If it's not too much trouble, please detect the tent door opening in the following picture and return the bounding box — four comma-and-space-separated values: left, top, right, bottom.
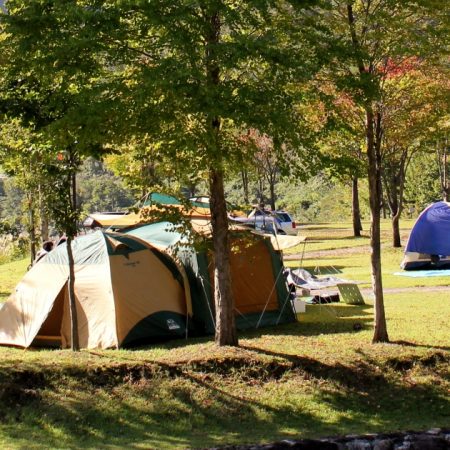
32, 283, 67, 347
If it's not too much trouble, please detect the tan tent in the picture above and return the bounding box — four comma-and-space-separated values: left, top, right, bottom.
0, 231, 192, 349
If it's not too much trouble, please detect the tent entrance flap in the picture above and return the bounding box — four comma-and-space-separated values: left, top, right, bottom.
32, 282, 66, 347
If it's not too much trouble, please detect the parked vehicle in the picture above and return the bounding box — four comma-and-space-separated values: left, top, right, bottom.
247, 208, 297, 235
188, 197, 299, 235
272, 211, 298, 235
229, 207, 298, 235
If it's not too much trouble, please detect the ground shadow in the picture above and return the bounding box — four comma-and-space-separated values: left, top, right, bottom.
391, 339, 450, 352
235, 308, 373, 340
1, 346, 448, 449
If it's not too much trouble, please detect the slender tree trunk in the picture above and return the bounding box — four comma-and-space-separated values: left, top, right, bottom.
383, 150, 408, 248
39, 186, 49, 242
188, 183, 196, 198
71, 171, 77, 218
443, 145, 448, 201
241, 169, 249, 205
28, 194, 36, 264
367, 109, 389, 343
390, 175, 402, 248
269, 179, 276, 211
206, 8, 238, 347
352, 176, 362, 237
382, 201, 387, 219
40, 216, 49, 242
68, 164, 80, 350
66, 236, 79, 351
258, 175, 264, 205
436, 140, 450, 201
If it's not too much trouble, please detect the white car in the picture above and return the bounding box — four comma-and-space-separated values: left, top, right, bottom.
230, 208, 298, 235
272, 211, 298, 235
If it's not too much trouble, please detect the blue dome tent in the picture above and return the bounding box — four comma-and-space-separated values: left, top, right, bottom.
401, 201, 450, 270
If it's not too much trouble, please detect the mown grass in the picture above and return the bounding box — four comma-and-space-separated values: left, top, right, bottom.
0, 220, 449, 449
0, 257, 29, 302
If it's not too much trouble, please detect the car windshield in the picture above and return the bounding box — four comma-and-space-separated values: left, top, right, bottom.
275, 213, 291, 222
250, 209, 271, 217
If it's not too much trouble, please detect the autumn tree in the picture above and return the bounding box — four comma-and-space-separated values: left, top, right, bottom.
318, 90, 366, 237
325, 0, 448, 342
381, 62, 449, 247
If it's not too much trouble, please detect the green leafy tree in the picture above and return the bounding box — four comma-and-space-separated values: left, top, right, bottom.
1, 4, 112, 351
404, 150, 441, 209
77, 158, 134, 214
0, 120, 44, 262
2, 0, 330, 346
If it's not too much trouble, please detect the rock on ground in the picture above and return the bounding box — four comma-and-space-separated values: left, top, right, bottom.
202, 429, 450, 450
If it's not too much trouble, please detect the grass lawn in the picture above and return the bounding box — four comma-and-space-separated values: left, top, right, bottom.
0, 257, 29, 302
0, 220, 449, 449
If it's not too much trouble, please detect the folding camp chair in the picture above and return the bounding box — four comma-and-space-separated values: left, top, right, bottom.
336, 283, 365, 305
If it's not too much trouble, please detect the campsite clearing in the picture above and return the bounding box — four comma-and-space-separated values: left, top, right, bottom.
0, 219, 449, 449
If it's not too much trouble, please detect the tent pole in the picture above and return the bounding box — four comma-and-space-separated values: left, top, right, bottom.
200, 276, 216, 329
299, 239, 307, 268
275, 290, 293, 325
255, 267, 284, 329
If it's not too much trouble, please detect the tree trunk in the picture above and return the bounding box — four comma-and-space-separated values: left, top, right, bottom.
206, 8, 238, 347
382, 150, 408, 249
258, 175, 264, 205
366, 109, 389, 343
269, 179, 276, 211
392, 214, 401, 248
352, 176, 362, 237
27, 194, 36, 264
66, 236, 79, 351
443, 144, 449, 201
187, 183, 196, 198
390, 175, 401, 248
347, 2, 388, 343
209, 168, 238, 346
436, 140, 450, 201
67, 165, 80, 350
38, 184, 49, 242
40, 216, 49, 242
241, 169, 249, 205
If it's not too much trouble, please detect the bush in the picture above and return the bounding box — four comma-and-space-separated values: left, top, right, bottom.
0, 221, 28, 264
